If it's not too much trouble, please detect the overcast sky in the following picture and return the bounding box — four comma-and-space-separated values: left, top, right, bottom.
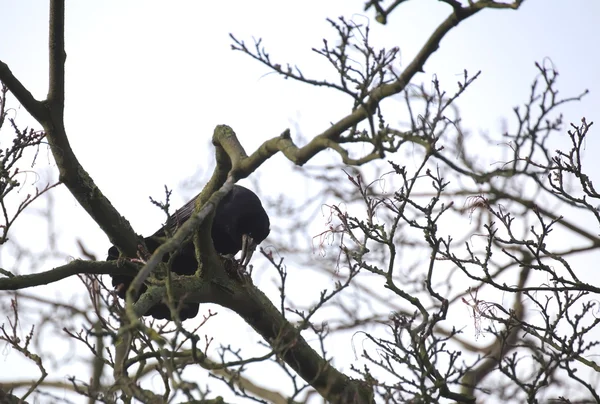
1, 1, 598, 237
1, 1, 598, 402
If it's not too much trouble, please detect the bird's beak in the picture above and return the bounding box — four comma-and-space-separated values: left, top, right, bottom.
240, 234, 257, 267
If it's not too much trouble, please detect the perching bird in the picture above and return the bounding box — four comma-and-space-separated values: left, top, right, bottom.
107, 185, 270, 321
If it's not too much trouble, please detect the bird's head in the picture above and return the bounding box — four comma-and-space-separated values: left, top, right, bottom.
237, 209, 270, 266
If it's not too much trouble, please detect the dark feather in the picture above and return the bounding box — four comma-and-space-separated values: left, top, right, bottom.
107, 185, 270, 320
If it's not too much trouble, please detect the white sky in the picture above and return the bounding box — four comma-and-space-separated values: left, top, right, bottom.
0, 1, 599, 402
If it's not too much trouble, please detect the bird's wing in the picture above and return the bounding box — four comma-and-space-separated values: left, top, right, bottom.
154, 192, 200, 237
156, 186, 242, 236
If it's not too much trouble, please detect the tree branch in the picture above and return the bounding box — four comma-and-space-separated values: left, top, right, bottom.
210, 278, 374, 404
0, 62, 47, 120
42, 2, 139, 255
209, 125, 374, 402
0, 260, 138, 290
229, 1, 523, 172
0, 1, 140, 257
128, 178, 235, 298
48, 0, 65, 108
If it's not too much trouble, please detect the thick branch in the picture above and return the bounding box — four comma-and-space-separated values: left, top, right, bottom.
43, 2, 139, 255
48, 0, 65, 108
211, 280, 374, 404
0, 62, 47, 120
0, 260, 138, 290
0, 3, 139, 256
209, 125, 372, 402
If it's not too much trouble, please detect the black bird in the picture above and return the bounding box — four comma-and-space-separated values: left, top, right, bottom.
107, 185, 270, 321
